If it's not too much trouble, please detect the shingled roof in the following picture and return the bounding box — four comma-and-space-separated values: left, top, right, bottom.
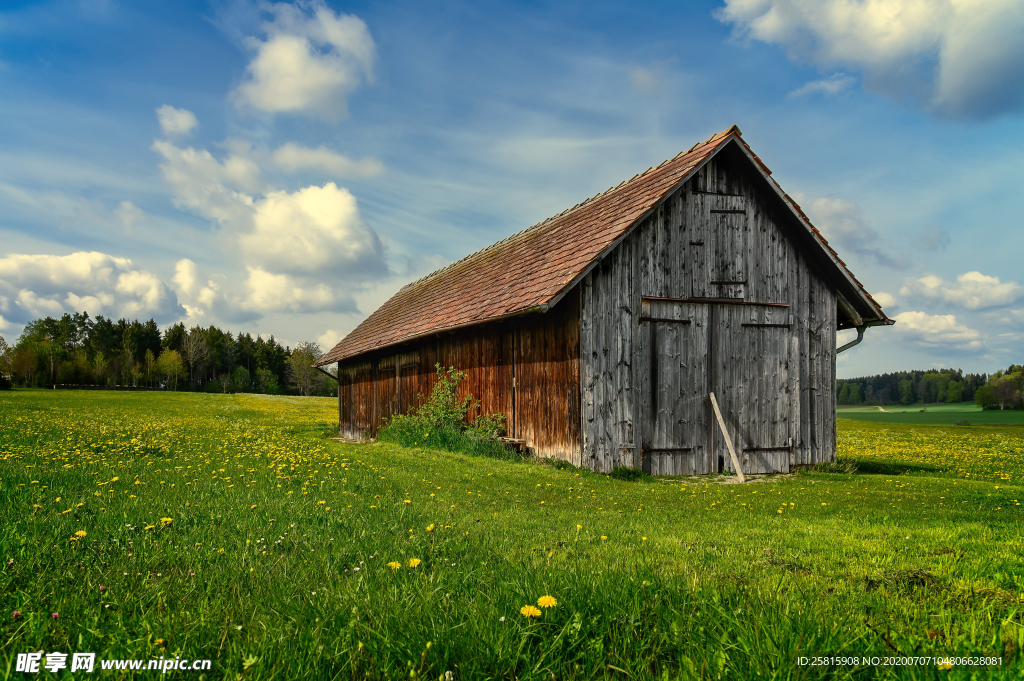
317, 126, 888, 366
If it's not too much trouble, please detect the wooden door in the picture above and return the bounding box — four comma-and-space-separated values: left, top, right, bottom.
710, 304, 792, 474
640, 299, 713, 475
690, 194, 747, 299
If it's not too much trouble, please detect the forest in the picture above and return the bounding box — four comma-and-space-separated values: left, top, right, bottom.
0, 312, 337, 397
836, 366, 1024, 410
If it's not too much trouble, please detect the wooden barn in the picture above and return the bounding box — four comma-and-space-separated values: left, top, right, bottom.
315, 126, 891, 475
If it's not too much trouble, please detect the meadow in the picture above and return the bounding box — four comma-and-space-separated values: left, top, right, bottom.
1, 390, 1022, 680
837, 404, 1024, 426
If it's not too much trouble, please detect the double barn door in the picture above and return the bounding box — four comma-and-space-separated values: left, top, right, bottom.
641, 298, 792, 476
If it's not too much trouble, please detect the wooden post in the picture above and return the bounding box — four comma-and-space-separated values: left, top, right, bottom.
709, 392, 745, 483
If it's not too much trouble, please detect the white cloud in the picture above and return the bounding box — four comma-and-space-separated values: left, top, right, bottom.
798, 195, 904, 268
272, 143, 384, 178
316, 328, 343, 351
892, 310, 982, 350
170, 258, 220, 320
0, 251, 182, 324
245, 182, 386, 278
152, 139, 262, 225
788, 73, 854, 98
234, 1, 375, 118
155, 105, 199, 137
242, 267, 347, 314
900, 271, 1024, 310
154, 133, 389, 318
872, 291, 897, 310
716, 0, 1024, 119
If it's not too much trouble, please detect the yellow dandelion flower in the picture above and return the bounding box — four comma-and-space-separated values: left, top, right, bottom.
426, 524, 435, 532
576, 524, 582, 531
403, 500, 411, 504
75, 530, 87, 537
537, 595, 557, 608
144, 525, 155, 531
387, 561, 401, 570
408, 558, 422, 568
250, 504, 257, 509
160, 517, 173, 525
520, 605, 541, 618
601, 536, 607, 541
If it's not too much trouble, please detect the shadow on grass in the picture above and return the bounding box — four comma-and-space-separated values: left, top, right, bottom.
849, 459, 944, 476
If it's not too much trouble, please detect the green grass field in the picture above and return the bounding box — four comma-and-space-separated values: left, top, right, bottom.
837, 403, 1024, 426
2, 390, 1023, 680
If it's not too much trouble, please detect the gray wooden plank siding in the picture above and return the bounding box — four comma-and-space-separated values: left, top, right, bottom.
580, 154, 837, 473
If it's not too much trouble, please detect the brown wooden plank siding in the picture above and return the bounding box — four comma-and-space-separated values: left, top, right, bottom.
336, 289, 580, 460
580, 144, 837, 473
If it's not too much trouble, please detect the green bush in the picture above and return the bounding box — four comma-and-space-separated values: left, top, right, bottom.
378, 364, 514, 460
608, 466, 654, 482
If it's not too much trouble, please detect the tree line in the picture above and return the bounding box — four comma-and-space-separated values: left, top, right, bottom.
837, 366, 1024, 410
0, 312, 337, 397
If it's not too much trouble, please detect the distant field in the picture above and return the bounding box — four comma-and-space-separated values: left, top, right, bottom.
837, 402, 1024, 425
1, 390, 1021, 678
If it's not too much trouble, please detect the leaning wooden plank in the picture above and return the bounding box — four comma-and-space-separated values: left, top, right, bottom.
709, 392, 745, 483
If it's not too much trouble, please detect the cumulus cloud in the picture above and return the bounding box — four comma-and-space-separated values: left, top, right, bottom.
872, 291, 897, 310
316, 328, 343, 351
242, 267, 352, 314
272, 143, 384, 178
153, 124, 389, 317
152, 139, 263, 224
800, 195, 905, 268
0, 252, 182, 324
156, 105, 199, 137
891, 310, 982, 350
716, 0, 1024, 119
788, 73, 855, 98
900, 271, 1024, 310
233, 1, 375, 118
170, 258, 221, 320
244, 182, 386, 279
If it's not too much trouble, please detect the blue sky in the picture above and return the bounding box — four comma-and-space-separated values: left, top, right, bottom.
1, 0, 1022, 378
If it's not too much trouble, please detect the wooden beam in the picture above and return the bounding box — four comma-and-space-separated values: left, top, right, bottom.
709, 392, 745, 483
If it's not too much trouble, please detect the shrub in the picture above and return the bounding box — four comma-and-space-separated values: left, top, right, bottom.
609, 466, 654, 482
378, 364, 514, 460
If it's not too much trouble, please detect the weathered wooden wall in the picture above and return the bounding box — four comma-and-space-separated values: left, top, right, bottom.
580, 144, 837, 473
336, 288, 580, 459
